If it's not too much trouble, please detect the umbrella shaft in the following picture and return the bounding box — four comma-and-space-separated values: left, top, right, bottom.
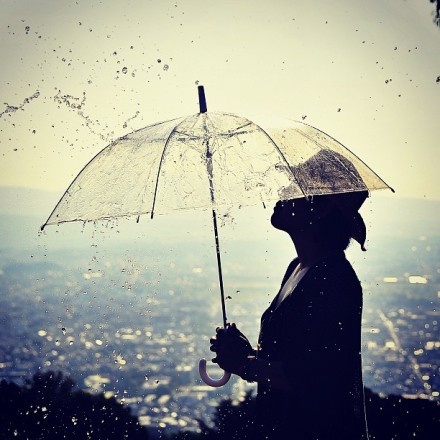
212, 209, 228, 328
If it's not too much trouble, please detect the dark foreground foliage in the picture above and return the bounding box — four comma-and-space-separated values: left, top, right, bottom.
169, 388, 439, 440
364, 388, 439, 440
169, 391, 256, 440
431, 0, 440, 26
0, 371, 148, 439
1, 371, 438, 439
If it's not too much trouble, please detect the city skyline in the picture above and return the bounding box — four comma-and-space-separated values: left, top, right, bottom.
1, 232, 438, 435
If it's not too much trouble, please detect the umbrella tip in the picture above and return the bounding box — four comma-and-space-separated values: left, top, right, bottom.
198, 85, 207, 113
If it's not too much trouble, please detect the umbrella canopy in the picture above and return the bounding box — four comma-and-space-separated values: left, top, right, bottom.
41, 98, 392, 229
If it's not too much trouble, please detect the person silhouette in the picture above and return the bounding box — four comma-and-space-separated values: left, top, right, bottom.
210, 191, 370, 439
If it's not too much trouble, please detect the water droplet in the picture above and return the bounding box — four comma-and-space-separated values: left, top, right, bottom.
122, 67, 128, 74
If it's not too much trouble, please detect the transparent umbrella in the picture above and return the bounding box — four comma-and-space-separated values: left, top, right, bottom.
41, 86, 393, 386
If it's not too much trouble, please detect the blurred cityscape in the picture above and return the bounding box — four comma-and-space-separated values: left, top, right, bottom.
0, 197, 439, 437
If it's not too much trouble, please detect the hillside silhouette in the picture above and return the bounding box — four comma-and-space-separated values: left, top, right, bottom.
0, 371, 148, 439
167, 389, 438, 440
1, 371, 438, 439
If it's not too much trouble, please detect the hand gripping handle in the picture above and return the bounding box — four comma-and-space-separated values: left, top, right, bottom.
198, 358, 231, 387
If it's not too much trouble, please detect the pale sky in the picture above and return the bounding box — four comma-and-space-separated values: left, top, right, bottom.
1, 0, 439, 200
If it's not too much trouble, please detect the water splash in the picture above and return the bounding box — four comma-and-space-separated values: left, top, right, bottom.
0, 91, 40, 119
53, 90, 109, 142
122, 111, 140, 129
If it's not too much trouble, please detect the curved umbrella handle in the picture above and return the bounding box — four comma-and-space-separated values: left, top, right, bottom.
198, 358, 231, 387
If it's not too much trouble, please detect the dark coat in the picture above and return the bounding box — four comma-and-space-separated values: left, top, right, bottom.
255, 253, 369, 439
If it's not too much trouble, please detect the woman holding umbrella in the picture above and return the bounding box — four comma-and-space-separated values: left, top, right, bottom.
210, 190, 370, 439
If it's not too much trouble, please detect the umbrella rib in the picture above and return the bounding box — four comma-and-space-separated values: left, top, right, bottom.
206, 113, 254, 137
150, 117, 191, 219
150, 131, 176, 219
250, 121, 307, 198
